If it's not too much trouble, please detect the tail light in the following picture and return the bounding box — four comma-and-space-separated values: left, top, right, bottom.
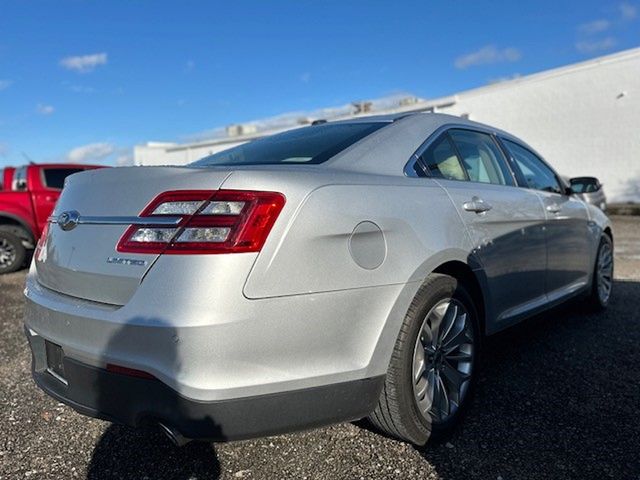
35, 222, 50, 262
117, 190, 285, 254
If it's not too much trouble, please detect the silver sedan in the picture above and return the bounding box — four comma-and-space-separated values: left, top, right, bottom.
24, 113, 613, 446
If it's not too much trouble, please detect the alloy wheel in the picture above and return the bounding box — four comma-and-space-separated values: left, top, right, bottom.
0, 237, 17, 269
597, 241, 613, 304
412, 298, 474, 424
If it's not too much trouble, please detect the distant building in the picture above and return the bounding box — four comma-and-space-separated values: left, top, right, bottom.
135, 47, 640, 201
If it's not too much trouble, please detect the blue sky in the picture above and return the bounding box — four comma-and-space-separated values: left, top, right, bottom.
0, 0, 638, 167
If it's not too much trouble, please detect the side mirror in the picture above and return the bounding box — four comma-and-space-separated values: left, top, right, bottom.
569, 176, 601, 195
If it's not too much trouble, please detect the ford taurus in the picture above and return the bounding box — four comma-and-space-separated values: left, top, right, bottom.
24, 113, 613, 446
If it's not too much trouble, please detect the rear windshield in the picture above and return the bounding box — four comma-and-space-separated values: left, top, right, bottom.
191, 122, 387, 167
43, 168, 85, 190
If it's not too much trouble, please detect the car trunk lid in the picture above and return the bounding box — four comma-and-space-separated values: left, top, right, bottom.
35, 166, 232, 305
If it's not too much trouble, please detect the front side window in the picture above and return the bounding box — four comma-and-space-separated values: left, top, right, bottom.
191, 122, 387, 167
43, 168, 84, 190
418, 135, 466, 181
502, 140, 561, 194
449, 130, 513, 186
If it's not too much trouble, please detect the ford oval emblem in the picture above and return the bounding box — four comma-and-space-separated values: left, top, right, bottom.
57, 210, 80, 231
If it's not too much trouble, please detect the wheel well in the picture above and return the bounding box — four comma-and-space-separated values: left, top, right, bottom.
0, 215, 34, 244
433, 260, 486, 334
604, 227, 613, 245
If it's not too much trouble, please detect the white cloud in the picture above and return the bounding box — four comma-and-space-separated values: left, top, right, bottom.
578, 19, 611, 34
620, 2, 638, 20
576, 37, 617, 54
66, 142, 115, 163
0, 79, 12, 91
36, 104, 55, 115
115, 153, 134, 166
454, 45, 522, 69
60, 53, 108, 73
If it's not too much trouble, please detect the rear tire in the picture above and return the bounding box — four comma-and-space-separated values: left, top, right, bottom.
587, 234, 614, 311
368, 273, 480, 445
0, 229, 26, 274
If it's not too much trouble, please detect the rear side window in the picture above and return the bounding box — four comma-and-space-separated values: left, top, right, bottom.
417, 135, 466, 181
449, 130, 513, 186
191, 122, 387, 167
43, 168, 84, 190
502, 140, 561, 194
12, 166, 27, 191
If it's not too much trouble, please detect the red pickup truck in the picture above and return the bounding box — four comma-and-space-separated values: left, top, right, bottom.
0, 164, 103, 274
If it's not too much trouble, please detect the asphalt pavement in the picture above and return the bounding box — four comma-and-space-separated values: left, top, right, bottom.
1, 216, 639, 479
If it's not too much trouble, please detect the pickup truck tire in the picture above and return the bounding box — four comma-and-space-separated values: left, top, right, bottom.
0, 228, 26, 274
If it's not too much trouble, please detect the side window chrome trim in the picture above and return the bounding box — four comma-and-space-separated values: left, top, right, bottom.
404, 123, 520, 188
404, 124, 457, 178
498, 137, 565, 194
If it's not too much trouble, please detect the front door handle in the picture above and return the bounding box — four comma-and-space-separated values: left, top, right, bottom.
463, 197, 493, 214
546, 203, 561, 214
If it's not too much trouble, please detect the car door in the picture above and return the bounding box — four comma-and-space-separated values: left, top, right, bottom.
413, 128, 548, 328
501, 139, 592, 300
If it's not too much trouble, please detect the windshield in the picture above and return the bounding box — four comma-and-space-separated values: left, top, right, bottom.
191, 122, 387, 167
571, 178, 600, 193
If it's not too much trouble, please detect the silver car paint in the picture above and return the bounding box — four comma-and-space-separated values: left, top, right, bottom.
24, 113, 612, 404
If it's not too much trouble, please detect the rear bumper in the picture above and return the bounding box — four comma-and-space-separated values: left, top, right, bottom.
27, 327, 384, 441
24, 267, 414, 401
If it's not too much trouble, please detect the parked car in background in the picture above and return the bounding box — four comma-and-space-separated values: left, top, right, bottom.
24, 113, 613, 447
0, 163, 103, 273
569, 176, 607, 211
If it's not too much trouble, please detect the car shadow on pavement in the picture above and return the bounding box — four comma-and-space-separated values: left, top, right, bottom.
418, 279, 640, 479
87, 424, 221, 480
85, 316, 222, 479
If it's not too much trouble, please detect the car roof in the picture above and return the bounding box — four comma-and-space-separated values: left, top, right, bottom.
325, 112, 531, 176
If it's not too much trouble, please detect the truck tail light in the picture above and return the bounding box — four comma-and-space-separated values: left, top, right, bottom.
117, 190, 285, 254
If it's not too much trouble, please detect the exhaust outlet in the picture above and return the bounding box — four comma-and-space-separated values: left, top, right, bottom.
158, 422, 191, 447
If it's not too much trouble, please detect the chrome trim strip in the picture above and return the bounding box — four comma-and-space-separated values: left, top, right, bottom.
48, 215, 182, 226
46, 367, 69, 386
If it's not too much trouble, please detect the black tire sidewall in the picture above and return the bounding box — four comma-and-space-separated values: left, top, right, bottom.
398, 275, 481, 442
0, 230, 26, 274
591, 235, 614, 309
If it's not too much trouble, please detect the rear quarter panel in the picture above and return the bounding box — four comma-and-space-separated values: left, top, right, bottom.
221, 172, 472, 298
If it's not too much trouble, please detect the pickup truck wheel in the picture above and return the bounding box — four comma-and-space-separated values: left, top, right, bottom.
0, 230, 26, 274
368, 273, 480, 445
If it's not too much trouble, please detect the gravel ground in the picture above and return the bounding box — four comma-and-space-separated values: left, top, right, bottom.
1, 216, 639, 480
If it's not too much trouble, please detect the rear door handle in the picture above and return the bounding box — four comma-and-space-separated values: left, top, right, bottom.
463, 197, 492, 214
546, 203, 561, 214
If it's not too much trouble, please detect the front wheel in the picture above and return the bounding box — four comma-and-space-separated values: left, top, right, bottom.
587, 235, 614, 310
368, 273, 480, 445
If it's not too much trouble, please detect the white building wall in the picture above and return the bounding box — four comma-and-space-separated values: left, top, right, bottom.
134, 48, 640, 201
438, 49, 640, 202
135, 140, 248, 166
